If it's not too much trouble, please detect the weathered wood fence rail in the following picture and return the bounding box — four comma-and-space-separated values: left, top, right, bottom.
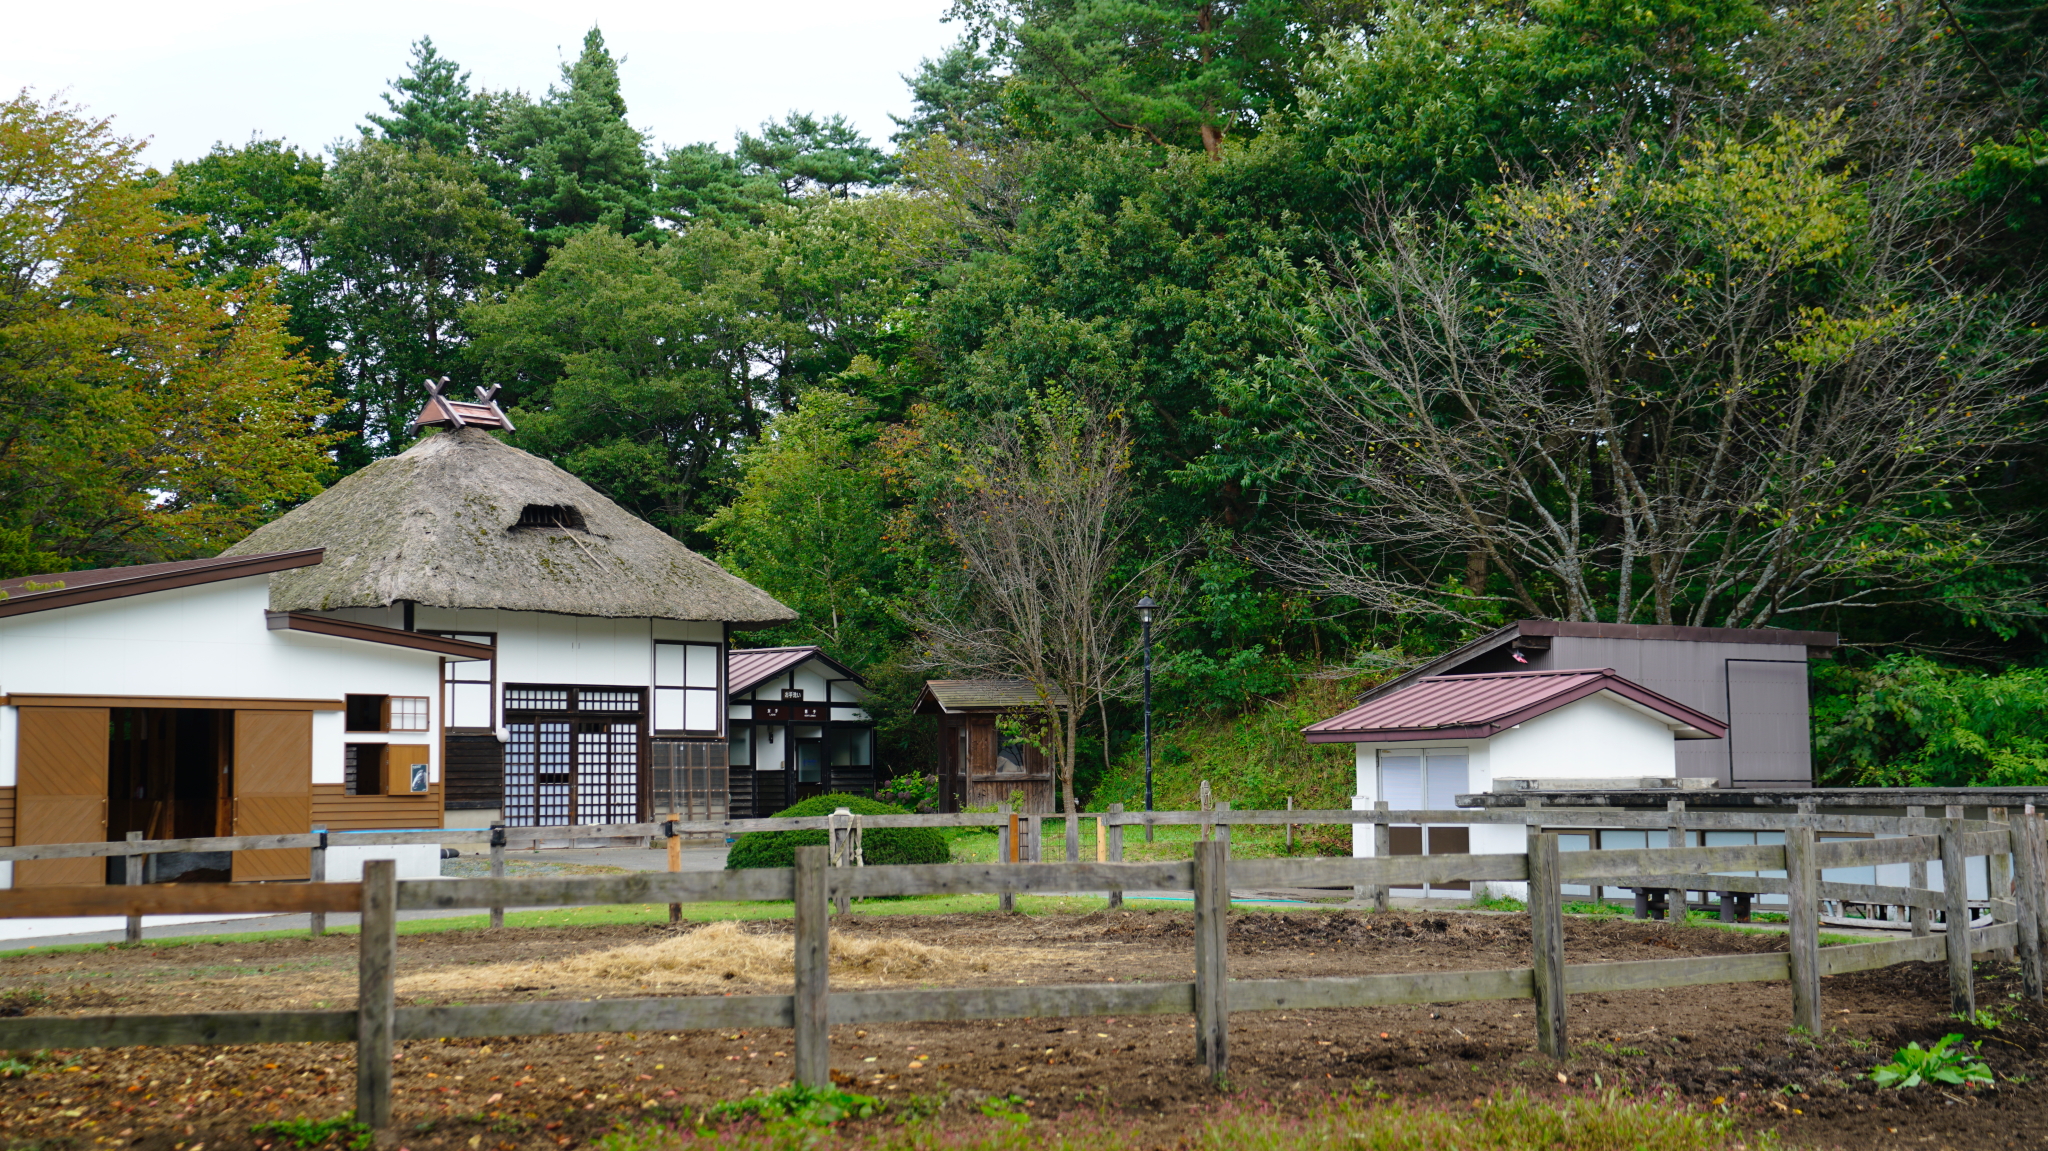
0, 812, 2043, 1126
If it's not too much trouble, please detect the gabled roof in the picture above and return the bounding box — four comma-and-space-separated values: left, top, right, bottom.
728, 646, 865, 694
1356, 619, 1839, 706
221, 428, 795, 625
914, 679, 1071, 715
1305, 667, 1727, 744
0, 550, 324, 620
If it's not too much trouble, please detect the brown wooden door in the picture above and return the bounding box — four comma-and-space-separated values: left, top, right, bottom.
16, 707, 108, 887
232, 711, 311, 881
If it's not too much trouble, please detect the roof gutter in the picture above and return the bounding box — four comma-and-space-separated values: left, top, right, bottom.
267, 612, 495, 659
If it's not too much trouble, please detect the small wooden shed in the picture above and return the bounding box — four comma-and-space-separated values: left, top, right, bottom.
914, 680, 1066, 814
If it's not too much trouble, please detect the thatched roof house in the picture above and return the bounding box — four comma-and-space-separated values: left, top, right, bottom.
223, 427, 793, 625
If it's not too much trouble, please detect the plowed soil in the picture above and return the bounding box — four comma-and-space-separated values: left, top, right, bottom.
0, 908, 2039, 1151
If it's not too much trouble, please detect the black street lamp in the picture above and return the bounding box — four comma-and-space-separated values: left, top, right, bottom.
1137, 595, 1156, 842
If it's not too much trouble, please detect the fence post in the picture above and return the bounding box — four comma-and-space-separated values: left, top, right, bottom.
1066, 811, 1080, 865
793, 845, 830, 1088
998, 804, 1016, 914
1908, 806, 1930, 938
1991, 808, 2017, 962
1199, 780, 1212, 842
1526, 828, 1566, 1058
2007, 814, 2044, 1003
832, 808, 853, 916
1026, 813, 1041, 864
489, 824, 507, 931
1095, 813, 1106, 862
1941, 816, 1977, 1018
356, 859, 397, 1130
1192, 838, 1229, 1086
1371, 801, 1391, 913
123, 831, 144, 944
665, 816, 683, 925
1784, 826, 1822, 1035
309, 830, 328, 938
1666, 800, 1687, 926
1285, 796, 1293, 854
1216, 801, 1231, 856
1106, 803, 1124, 911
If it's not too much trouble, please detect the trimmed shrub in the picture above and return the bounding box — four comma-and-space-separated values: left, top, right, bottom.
725, 793, 949, 870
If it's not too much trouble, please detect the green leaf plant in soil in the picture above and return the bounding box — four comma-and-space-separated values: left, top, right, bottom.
249, 1114, 374, 1151
1869, 1033, 1993, 1089
724, 793, 948, 869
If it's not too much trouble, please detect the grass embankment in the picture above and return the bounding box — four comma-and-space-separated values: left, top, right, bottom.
1085, 676, 1368, 856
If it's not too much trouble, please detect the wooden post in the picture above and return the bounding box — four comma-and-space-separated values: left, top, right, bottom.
123, 831, 144, 945
1066, 812, 1080, 865
1942, 816, 1976, 1018
1215, 801, 1231, 855
1095, 814, 1106, 862
1106, 803, 1124, 911
792, 845, 830, 1088
356, 859, 397, 1129
1199, 780, 1212, 842
1192, 839, 1229, 1086
1991, 808, 2016, 962
1370, 801, 1392, 912
1667, 799, 1687, 926
1285, 796, 1293, 854
2007, 814, 2044, 1003
309, 830, 327, 939
1026, 814, 1042, 863
666, 815, 683, 926
832, 808, 853, 916
1784, 826, 1822, 1035
488, 824, 506, 931
1908, 806, 1930, 938
998, 804, 1016, 914
1526, 828, 1566, 1059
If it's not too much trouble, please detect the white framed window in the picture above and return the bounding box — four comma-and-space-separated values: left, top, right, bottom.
389, 696, 430, 732
1376, 748, 1469, 811
655, 640, 721, 734
428, 632, 495, 729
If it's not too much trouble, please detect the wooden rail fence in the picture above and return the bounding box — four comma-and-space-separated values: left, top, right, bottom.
0, 812, 2040, 1125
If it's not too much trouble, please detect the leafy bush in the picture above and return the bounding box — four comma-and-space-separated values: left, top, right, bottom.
725, 793, 948, 869
707, 1082, 882, 1125
1813, 655, 2048, 787
874, 772, 939, 813
1870, 1034, 1993, 1089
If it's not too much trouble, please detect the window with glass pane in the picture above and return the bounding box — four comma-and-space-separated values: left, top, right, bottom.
655, 640, 721, 733
1377, 753, 1423, 808
389, 696, 430, 732
796, 742, 822, 783
430, 633, 495, 729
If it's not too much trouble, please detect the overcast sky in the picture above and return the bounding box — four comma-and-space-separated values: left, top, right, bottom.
3, 0, 957, 168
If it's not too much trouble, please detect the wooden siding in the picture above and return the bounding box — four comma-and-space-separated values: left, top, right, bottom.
0, 786, 17, 847
232, 711, 312, 880
443, 735, 504, 810
17, 707, 109, 886
312, 784, 445, 831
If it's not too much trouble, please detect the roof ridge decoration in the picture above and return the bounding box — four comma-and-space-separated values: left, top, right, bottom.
219, 428, 795, 625
413, 378, 515, 432
1305, 666, 1727, 745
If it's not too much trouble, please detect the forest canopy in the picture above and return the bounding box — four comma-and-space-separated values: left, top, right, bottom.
10, 0, 2048, 792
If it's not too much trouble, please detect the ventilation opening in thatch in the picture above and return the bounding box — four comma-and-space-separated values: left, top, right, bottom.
513, 504, 587, 532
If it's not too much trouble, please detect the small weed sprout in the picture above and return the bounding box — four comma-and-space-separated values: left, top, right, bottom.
1870, 1034, 1992, 1089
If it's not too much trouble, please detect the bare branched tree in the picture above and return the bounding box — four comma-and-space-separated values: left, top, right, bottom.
1268, 113, 2046, 629
907, 392, 1166, 826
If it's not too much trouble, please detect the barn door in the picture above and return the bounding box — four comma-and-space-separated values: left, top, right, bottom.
16, 707, 108, 887
231, 710, 311, 881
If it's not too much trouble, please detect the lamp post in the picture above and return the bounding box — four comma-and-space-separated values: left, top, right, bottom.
1137, 596, 1156, 843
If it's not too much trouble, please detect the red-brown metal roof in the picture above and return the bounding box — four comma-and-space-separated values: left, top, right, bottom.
728, 646, 865, 695
1303, 667, 1728, 744
0, 550, 324, 619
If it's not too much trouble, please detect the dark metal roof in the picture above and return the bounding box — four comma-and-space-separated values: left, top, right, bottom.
727, 646, 866, 695
0, 550, 325, 619
914, 679, 1072, 715
1304, 667, 1728, 744
1356, 618, 1840, 706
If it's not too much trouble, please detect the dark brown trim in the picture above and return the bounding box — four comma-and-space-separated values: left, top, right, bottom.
0, 550, 325, 619
0, 694, 342, 711
267, 612, 495, 659
1516, 619, 1839, 647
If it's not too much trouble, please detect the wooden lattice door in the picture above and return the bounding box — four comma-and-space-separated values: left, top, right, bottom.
231, 710, 311, 881
16, 707, 108, 887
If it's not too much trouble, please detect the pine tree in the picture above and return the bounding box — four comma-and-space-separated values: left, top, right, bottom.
363, 36, 478, 154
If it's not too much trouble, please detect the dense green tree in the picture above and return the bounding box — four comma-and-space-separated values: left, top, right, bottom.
363, 36, 480, 154
891, 40, 1011, 146
652, 142, 785, 225
736, 112, 896, 197
1815, 656, 2048, 786
487, 27, 654, 273
319, 139, 522, 463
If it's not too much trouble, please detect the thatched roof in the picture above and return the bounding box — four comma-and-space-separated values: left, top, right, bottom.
221, 428, 795, 624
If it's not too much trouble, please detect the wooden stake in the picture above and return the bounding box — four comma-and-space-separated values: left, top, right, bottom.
1908, 806, 1930, 938
124, 832, 143, 945
1095, 815, 1106, 863
666, 815, 682, 926
998, 805, 1015, 914
1784, 826, 1822, 1035
1666, 800, 1687, 926
2007, 814, 2044, 1003
1285, 796, 1293, 854
1942, 816, 1976, 1018
792, 845, 830, 1087
309, 831, 327, 938
1216, 801, 1231, 855
832, 808, 852, 916
1991, 808, 2016, 962
1526, 829, 1566, 1058
489, 825, 506, 931
1106, 803, 1124, 911
1370, 801, 1391, 912
1192, 839, 1229, 1086
356, 859, 397, 1129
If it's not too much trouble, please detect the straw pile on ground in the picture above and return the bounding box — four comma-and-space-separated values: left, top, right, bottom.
399, 921, 993, 995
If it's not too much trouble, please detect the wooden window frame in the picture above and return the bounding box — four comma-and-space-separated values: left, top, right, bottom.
653, 640, 723, 736
426, 631, 497, 732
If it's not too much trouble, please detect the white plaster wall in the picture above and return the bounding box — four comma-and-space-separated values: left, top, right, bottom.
0, 706, 14, 787
791, 666, 830, 702
311, 711, 344, 784
1481, 694, 1682, 786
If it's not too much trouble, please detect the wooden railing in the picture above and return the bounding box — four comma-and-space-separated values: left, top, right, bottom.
0, 814, 2041, 1126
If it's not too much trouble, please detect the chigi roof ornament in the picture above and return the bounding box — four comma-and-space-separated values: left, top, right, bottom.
413, 378, 515, 432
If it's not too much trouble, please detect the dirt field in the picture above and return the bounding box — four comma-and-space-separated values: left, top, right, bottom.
0, 908, 2039, 1151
